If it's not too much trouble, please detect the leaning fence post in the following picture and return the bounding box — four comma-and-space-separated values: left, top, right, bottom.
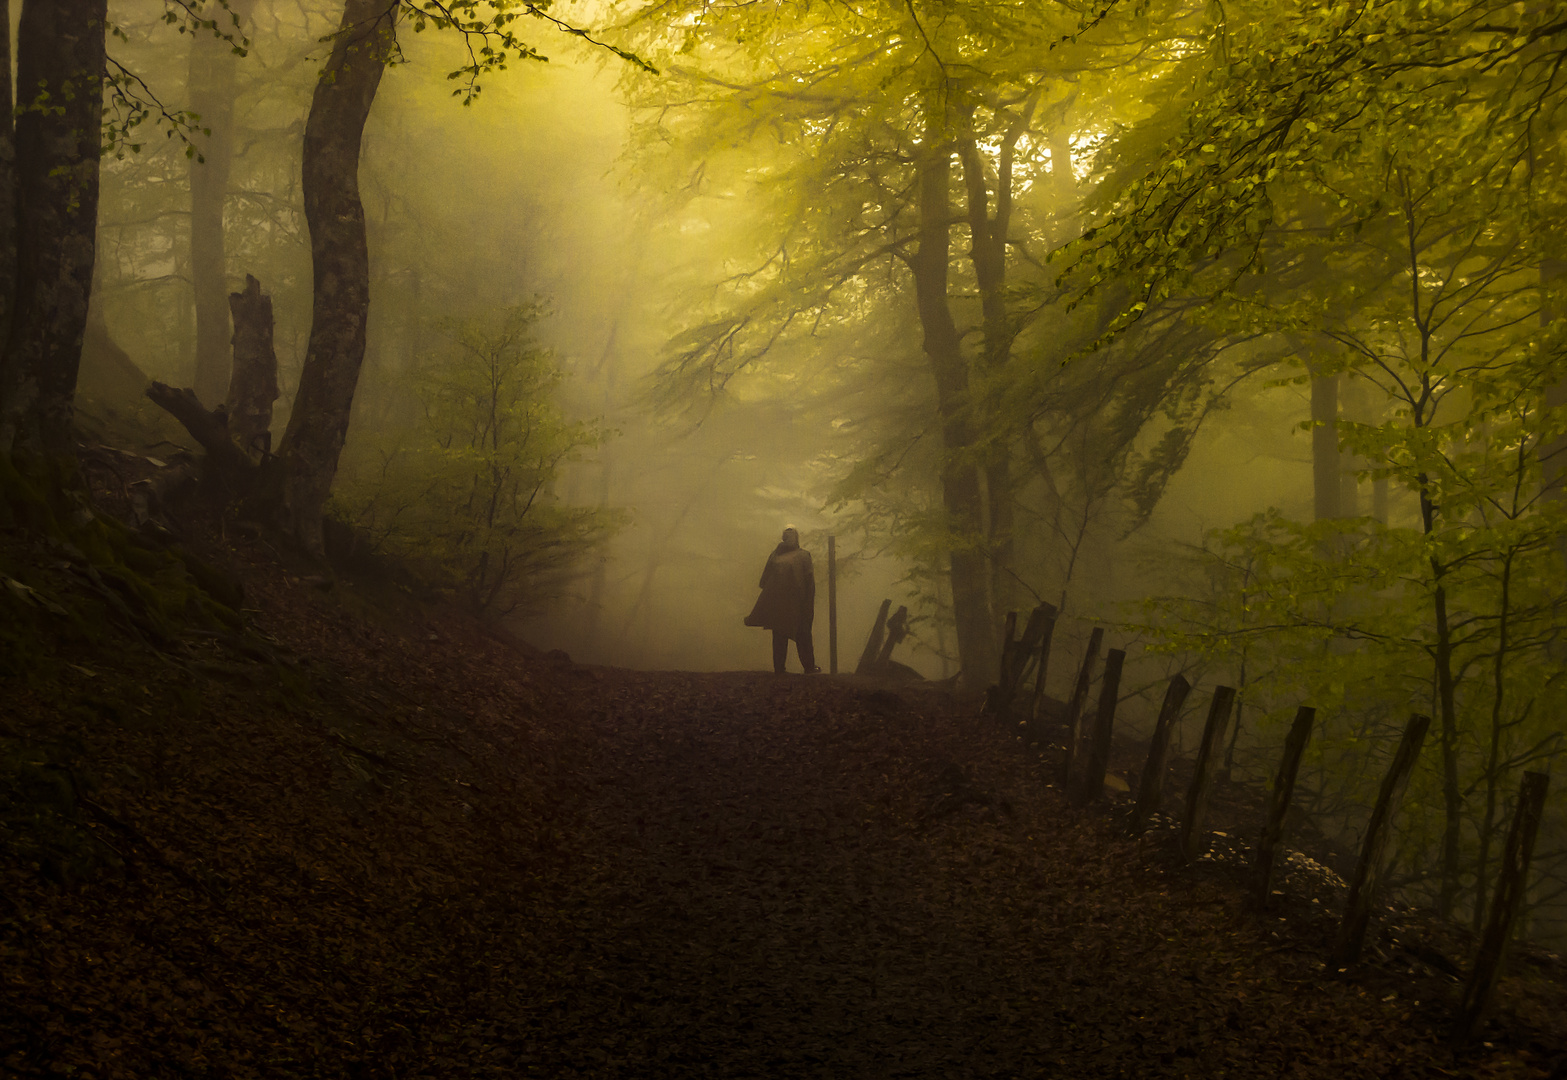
1000, 609, 1019, 674
1026, 603, 1059, 730
1250, 705, 1316, 909
1179, 685, 1237, 862
1335, 713, 1431, 966
1455, 770, 1550, 1044
855, 599, 892, 675
1060, 627, 1104, 786
992, 605, 1055, 719
1075, 648, 1126, 806
1129, 674, 1192, 835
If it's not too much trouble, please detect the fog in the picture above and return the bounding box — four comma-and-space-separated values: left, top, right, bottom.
76, 0, 1566, 941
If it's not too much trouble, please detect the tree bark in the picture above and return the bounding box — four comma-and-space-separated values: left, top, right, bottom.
188, 0, 257, 407
956, 95, 1035, 622
0, 0, 16, 352
912, 102, 997, 692
0, 0, 107, 457
1311, 371, 1341, 521
225, 274, 278, 454
1336, 713, 1431, 965
275, 0, 396, 552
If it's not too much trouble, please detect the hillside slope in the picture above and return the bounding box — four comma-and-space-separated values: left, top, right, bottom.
2, 506, 1564, 1078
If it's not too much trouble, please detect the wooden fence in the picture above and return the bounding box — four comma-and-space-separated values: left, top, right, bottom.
984, 603, 1553, 1045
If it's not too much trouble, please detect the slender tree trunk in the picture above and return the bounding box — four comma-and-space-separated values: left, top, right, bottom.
1529, 0, 1566, 525
188, 0, 257, 407
1472, 547, 1515, 930
1419, 477, 1463, 917
1311, 371, 1341, 521
0, 0, 107, 458
911, 101, 997, 691
275, 0, 396, 552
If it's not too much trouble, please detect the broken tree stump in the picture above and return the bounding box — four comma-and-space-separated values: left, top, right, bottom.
855, 599, 892, 675
1335, 713, 1431, 966
145, 382, 255, 484
1455, 770, 1550, 1044
1060, 626, 1104, 786
1129, 674, 1192, 835
1075, 647, 1125, 806
225, 273, 279, 456
146, 273, 279, 500
1179, 685, 1236, 862
1250, 705, 1316, 909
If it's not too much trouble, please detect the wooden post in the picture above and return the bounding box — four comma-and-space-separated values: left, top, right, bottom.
998, 609, 1019, 688
1179, 685, 1237, 862
1250, 705, 1316, 908
1455, 770, 1550, 1044
1026, 603, 1059, 728
1335, 713, 1431, 966
1075, 647, 1125, 805
875, 605, 909, 664
827, 535, 837, 674
1129, 674, 1192, 835
991, 605, 1054, 718
855, 599, 891, 675
1060, 627, 1104, 785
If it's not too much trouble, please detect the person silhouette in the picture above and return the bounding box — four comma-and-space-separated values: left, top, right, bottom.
744, 526, 820, 674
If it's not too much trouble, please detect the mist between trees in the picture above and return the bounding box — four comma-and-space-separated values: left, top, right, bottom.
4, 0, 1564, 943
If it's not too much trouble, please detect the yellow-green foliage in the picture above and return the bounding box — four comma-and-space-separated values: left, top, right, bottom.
336, 305, 621, 615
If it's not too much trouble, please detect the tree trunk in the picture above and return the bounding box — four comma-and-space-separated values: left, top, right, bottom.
957, 97, 1035, 623
225, 274, 278, 454
912, 102, 997, 692
1431, 569, 1463, 917
275, 0, 396, 552
188, 0, 257, 407
1311, 371, 1341, 521
0, 0, 16, 352
0, 0, 107, 457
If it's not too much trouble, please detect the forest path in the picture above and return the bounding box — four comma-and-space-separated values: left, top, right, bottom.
5, 521, 1558, 1079
515, 668, 1399, 1078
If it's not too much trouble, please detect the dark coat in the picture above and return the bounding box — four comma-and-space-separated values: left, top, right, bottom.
745, 544, 815, 639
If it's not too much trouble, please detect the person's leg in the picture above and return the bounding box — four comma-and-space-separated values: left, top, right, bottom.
796, 625, 818, 673
772, 629, 789, 673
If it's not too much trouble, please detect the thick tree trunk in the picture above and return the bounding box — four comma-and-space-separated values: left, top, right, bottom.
0, 0, 15, 352
956, 98, 1035, 624
275, 0, 396, 552
0, 0, 107, 457
188, 0, 257, 407
957, 134, 1014, 620
912, 109, 998, 692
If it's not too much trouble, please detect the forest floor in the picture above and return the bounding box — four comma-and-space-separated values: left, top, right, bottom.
3, 495, 1567, 1078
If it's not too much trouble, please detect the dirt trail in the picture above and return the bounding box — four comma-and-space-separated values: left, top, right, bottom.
4, 523, 1562, 1079
501, 669, 1554, 1079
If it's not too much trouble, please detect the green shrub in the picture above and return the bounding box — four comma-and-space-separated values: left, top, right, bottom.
336, 304, 620, 615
